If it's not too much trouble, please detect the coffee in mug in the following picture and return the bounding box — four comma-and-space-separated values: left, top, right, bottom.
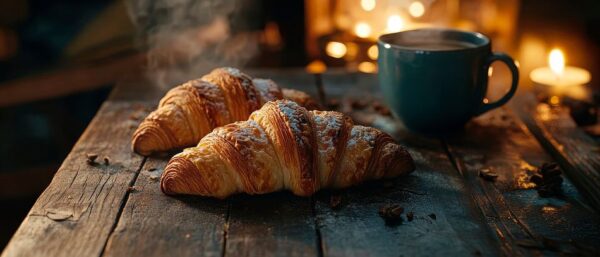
377, 28, 519, 134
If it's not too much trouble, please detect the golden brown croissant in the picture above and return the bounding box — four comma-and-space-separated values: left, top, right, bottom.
132, 67, 317, 156
161, 99, 415, 198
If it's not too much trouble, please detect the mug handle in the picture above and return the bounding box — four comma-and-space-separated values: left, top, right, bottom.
475, 52, 519, 116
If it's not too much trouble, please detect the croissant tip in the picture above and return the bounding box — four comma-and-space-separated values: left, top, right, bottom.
131, 131, 153, 156
131, 118, 175, 156
160, 156, 208, 196
400, 147, 416, 174
380, 142, 416, 178
160, 161, 181, 195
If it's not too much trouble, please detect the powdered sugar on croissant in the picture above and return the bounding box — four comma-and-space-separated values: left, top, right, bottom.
161, 100, 415, 198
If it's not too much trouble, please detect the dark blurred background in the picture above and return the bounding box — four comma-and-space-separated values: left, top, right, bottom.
1, 0, 599, 248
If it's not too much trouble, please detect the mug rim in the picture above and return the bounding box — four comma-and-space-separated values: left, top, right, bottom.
378, 28, 490, 53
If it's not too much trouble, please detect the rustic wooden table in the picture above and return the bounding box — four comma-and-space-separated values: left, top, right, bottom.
2, 69, 600, 257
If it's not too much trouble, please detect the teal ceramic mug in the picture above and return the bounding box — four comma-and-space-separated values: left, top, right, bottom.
378, 28, 519, 133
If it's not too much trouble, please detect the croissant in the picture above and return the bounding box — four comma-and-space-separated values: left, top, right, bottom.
161, 99, 415, 198
132, 67, 318, 156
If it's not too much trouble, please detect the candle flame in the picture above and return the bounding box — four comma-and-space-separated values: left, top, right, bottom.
354, 22, 372, 38
548, 48, 565, 76
361, 0, 376, 11
409, 1, 425, 18
326, 41, 347, 58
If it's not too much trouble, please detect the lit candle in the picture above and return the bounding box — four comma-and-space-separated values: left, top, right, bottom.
529, 48, 591, 101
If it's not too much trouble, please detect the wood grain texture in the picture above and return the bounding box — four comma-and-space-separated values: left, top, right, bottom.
445, 107, 600, 256
512, 93, 600, 211
106, 71, 320, 257
225, 193, 318, 257
101, 76, 229, 256
102, 158, 228, 257
104, 70, 396, 257
315, 73, 499, 257
223, 69, 321, 257
5, 69, 600, 257
1, 100, 151, 257
315, 128, 499, 257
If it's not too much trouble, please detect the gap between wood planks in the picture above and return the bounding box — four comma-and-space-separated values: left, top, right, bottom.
94, 71, 582, 257
306, 72, 498, 256
311, 196, 325, 257
96, 72, 335, 257
220, 200, 231, 257
99, 157, 148, 256
441, 139, 529, 257
98, 71, 485, 257
511, 94, 600, 212
96, 72, 325, 257
438, 106, 546, 257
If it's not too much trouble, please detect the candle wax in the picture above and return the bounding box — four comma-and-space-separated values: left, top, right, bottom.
530, 66, 591, 87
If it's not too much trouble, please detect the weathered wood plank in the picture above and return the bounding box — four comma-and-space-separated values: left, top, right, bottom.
8, 69, 600, 257
314, 128, 500, 257
102, 76, 228, 256
1, 100, 151, 257
314, 73, 500, 257
444, 107, 600, 255
222, 71, 319, 257
102, 158, 227, 257
225, 194, 318, 257
512, 93, 600, 211
104, 71, 320, 257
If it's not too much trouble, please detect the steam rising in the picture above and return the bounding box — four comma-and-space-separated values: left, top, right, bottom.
126, 0, 260, 88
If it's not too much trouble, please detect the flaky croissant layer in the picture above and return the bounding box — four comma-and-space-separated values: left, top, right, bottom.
161, 100, 415, 198
132, 67, 317, 156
